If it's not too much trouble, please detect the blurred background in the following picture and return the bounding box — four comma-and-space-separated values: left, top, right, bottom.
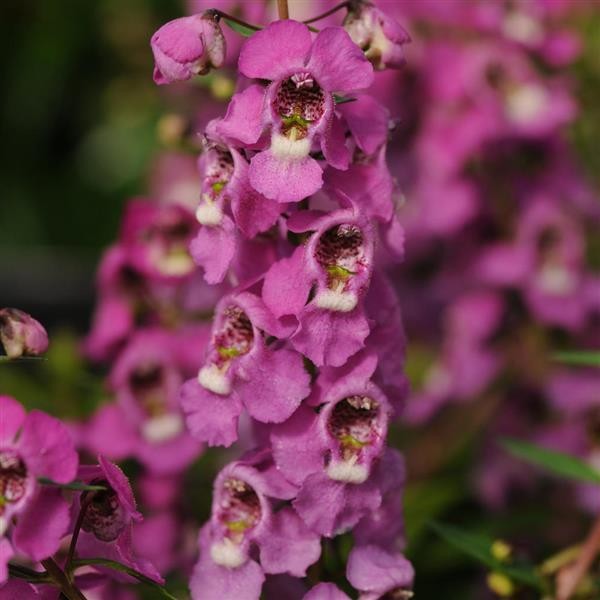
1, 1, 599, 598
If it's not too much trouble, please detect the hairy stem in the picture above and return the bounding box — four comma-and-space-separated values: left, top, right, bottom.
205, 9, 261, 31
65, 494, 93, 573
556, 514, 600, 600
40, 558, 87, 600
277, 0, 289, 20
303, 0, 350, 24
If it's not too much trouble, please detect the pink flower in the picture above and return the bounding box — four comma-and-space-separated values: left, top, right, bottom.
82, 327, 207, 474
343, 1, 411, 70
180, 291, 310, 446
120, 200, 198, 282
303, 582, 350, 599
0, 396, 78, 581
191, 123, 282, 284
189, 451, 320, 600
0, 308, 48, 359
346, 544, 414, 600
151, 11, 226, 85
263, 208, 374, 366
218, 20, 373, 203
270, 363, 396, 536
76, 456, 163, 584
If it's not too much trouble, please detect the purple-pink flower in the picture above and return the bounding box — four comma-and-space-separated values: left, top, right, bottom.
189, 451, 320, 600
0, 308, 48, 359
218, 20, 373, 203
151, 11, 226, 84
180, 291, 310, 446
0, 396, 78, 581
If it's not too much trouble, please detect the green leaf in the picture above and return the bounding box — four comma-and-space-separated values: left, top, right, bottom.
38, 477, 108, 492
222, 18, 258, 37
429, 522, 542, 590
72, 558, 179, 600
501, 438, 600, 485
554, 351, 600, 367
334, 94, 357, 105
0, 355, 46, 364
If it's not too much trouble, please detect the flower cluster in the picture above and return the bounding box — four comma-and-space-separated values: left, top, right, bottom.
0, 393, 163, 596
147, 6, 412, 600
369, 0, 599, 514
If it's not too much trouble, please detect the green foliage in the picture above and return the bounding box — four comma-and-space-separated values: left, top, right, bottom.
554, 351, 600, 367
222, 18, 258, 37
429, 522, 543, 590
501, 438, 600, 485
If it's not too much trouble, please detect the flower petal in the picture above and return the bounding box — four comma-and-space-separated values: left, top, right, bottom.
18, 410, 78, 483
249, 149, 323, 203
257, 507, 321, 577
346, 545, 414, 594
180, 379, 242, 447
303, 583, 350, 600
217, 85, 266, 146
12, 488, 71, 561
0, 395, 25, 445
239, 20, 312, 81
238, 348, 310, 423
262, 246, 311, 319
306, 27, 373, 92
293, 471, 381, 537
190, 216, 237, 284
292, 305, 370, 367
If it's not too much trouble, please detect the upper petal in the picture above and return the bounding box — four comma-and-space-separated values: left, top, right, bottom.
239, 20, 312, 81
18, 410, 78, 483
217, 85, 266, 146
0, 395, 26, 445
306, 27, 374, 93
12, 488, 71, 561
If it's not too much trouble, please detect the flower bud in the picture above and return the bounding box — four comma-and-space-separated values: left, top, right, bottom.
343, 1, 410, 70
0, 308, 48, 359
151, 11, 226, 85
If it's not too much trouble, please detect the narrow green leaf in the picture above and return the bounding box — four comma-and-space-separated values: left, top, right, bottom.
500, 438, 600, 485
334, 94, 357, 105
554, 351, 600, 367
73, 558, 179, 600
8, 563, 52, 583
38, 477, 107, 492
222, 18, 258, 37
0, 355, 47, 364
429, 522, 542, 589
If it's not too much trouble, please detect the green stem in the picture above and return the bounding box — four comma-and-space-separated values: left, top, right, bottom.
71, 558, 179, 600
303, 0, 350, 24
8, 563, 52, 584
40, 558, 87, 600
206, 9, 261, 31
37, 477, 107, 492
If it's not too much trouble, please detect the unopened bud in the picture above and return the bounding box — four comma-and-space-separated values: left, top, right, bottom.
343, 1, 410, 70
487, 572, 515, 597
151, 11, 226, 85
0, 308, 49, 359
491, 540, 513, 563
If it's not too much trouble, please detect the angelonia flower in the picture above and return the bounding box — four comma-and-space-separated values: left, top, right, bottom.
343, 0, 411, 70
147, 4, 413, 598
0, 397, 164, 594
0, 396, 78, 581
151, 11, 226, 84
0, 308, 48, 359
